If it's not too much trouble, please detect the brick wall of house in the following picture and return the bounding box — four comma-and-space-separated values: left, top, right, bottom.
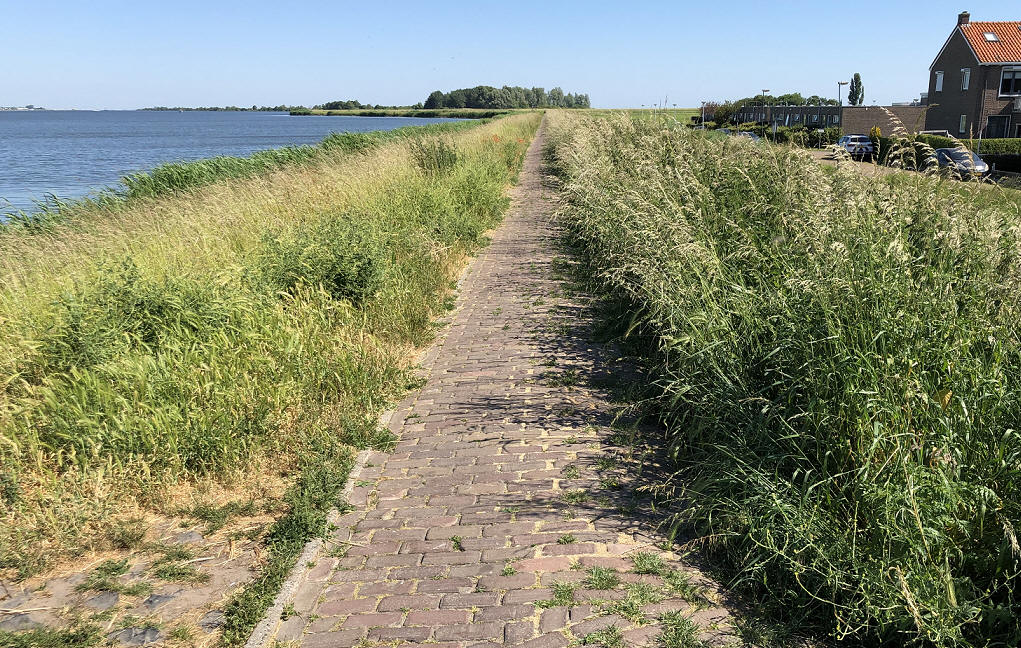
979, 65, 1020, 137
842, 106, 927, 135
925, 29, 985, 135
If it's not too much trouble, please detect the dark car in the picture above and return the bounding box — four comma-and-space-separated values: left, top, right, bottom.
934, 148, 989, 178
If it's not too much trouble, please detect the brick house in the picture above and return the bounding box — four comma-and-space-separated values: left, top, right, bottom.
925, 12, 1021, 138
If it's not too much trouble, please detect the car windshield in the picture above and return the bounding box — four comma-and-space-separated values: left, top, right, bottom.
947, 150, 981, 164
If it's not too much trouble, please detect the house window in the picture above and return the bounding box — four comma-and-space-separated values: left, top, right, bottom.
962, 68, 971, 90
960, 114, 968, 134
833, 114, 840, 124
935, 71, 944, 92
1000, 68, 1021, 96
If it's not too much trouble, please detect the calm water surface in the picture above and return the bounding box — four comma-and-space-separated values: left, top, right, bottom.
0, 111, 461, 214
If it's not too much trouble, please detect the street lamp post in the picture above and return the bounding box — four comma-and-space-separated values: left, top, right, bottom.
761, 89, 770, 125
837, 80, 849, 128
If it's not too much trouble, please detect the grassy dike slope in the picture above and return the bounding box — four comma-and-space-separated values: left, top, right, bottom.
545, 111, 1021, 646
0, 114, 540, 605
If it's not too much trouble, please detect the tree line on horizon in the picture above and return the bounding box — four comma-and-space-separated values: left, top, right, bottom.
424, 86, 590, 110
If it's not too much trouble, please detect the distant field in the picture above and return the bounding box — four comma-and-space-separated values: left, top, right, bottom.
584, 108, 700, 123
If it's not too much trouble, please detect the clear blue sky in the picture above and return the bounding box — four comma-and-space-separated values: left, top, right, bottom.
4, 0, 1018, 109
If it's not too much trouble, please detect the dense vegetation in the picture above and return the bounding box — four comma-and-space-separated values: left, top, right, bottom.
424, 85, 590, 109
546, 111, 1021, 647
0, 114, 540, 588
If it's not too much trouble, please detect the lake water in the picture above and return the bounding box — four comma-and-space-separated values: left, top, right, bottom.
0, 111, 461, 215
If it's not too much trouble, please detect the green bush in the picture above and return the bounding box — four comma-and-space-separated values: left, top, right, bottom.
257, 218, 385, 304
547, 113, 1021, 647
409, 137, 458, 176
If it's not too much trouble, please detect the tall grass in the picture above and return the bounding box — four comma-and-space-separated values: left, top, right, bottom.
545, 111, 1021, 646
0, 113, 540, 580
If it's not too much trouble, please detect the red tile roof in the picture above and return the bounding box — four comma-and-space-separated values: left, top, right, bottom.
960, 21, 1021, 63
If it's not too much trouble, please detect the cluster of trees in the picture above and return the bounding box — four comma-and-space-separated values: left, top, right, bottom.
423, 86, 590, 110
312, 99, 425, 110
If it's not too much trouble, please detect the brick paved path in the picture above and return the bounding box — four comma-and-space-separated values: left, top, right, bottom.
264, 123, 735, 648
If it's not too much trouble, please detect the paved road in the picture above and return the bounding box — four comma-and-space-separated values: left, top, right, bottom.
807, 148, 902, 177
257, 123, 736, 647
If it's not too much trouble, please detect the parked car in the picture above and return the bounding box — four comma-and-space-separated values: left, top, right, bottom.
934, 148, 989, 179
836, 134, 875, 159
737, 131, 761, 142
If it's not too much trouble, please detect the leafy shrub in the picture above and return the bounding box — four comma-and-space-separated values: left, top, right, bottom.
409, 137, 458, 175
43, 258, 238, 370
257, 217, 385, 304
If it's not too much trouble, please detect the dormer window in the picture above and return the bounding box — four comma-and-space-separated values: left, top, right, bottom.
984, 32, 1000, 42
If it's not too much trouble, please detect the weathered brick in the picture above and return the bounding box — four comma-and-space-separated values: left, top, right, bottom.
342, 612, 403, 628
356, 580, 415, 597
367, 627, 431, 642
514, 635, 569, 648
316, 597, 375, 616
376, 594, 441, 612
515, 557, 573, 572
415, 577, 473, 593
421, 551, 481, 565
540, 607, 568, 632
474, 603, 534, 622
438, 592, 501, 609
405, 609, 471, 625
433, 621, 504, 641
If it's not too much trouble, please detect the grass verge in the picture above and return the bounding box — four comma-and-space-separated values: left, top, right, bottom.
0, 109, 540, 623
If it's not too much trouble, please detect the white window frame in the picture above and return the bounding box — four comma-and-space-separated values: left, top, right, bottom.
959, 114, 968, 134
935, 71, 944, 92
961, 68, 971, 91
999, 67, 1021, 97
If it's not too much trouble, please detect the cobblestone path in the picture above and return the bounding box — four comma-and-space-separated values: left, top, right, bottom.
263, 123, 736, 648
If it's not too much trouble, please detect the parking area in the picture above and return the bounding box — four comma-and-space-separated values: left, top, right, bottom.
807, 149, 902, 177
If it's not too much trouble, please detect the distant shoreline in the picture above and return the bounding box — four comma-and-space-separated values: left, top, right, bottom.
291, 108, 513, 119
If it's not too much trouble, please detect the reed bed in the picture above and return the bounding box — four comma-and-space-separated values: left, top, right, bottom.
545, 111, 1021, 647
0, 113, 540, 583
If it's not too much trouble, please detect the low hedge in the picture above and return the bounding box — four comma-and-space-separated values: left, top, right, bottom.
982, 153, 1021, 173
916, 134, 1021, 155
